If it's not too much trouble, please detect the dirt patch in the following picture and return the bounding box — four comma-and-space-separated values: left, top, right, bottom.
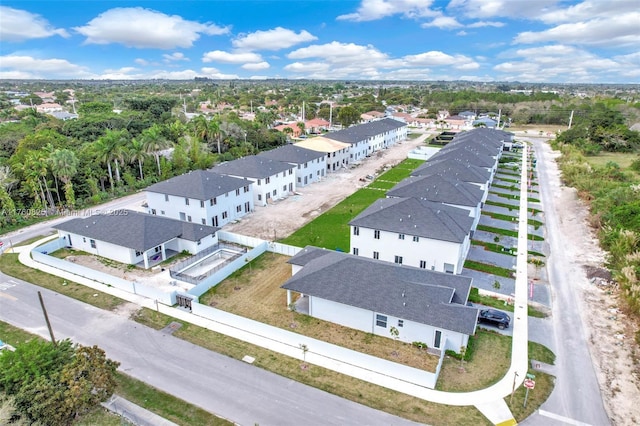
223, 131, 434, 241
199, 252, 440, 372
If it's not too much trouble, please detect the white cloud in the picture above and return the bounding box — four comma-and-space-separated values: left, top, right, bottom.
457, 30, 468, 36
337, 0, 436, 22
288, 42, 397, 67
494, 44, 629, 83
515, 13, 640, 47
284, 62, 330, 73
403, 51, 479, 69
447, 0, 558, 20
0, 55, 93, 79
242, 62, 270, 70
74, 7, 229, 49
0, 6, 69, 42
163, 52, 189, 62
537, 0, 639, 24
421, 16, 463, 29
468, 21, 504, 28
134, 58, 149, 66
232, 27, 317, 51
199, 68, 240, 79
202, 50, 263, 64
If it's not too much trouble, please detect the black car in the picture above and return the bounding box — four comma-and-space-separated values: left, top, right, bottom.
478, 309, 511, 329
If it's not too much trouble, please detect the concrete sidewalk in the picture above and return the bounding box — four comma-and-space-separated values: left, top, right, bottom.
14, 146, 534, 425
102, 395, 180, 426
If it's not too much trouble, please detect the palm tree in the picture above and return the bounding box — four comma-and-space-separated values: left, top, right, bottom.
94, 129, 128, 189
193, 115, 221, 154
128, 137, 148, 180
141, 124, 172, 176
49, 149, 79, 208
0, 165, 17, 214
23, 151, 54, 212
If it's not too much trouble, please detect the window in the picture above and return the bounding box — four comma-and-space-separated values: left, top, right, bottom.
212, 216, 219, 226
236, 205, 242, 213
200, 200, 205, 208
202, 219, 206, 225
398, 233, 405, 240
374, 230, 380, 239
222, 211, 228, 219
413, 236, 419, 242
298, 177, 301, 183
353, 247, 359, 255
398, 319, 404, 328
394, 256, 403, 265
197, 239, 201, 245
257, 179, 261, 186
164, 194, 169, 202
289, 169, 293, 175
160, 210, 165, 215
258, 194, 262, 201
90, 239, 96, 249
187, 215, 192, 222
185, 198, 189, 206
151, 209, 156, 215
266, 177, 271, 184
244, 185, 249, 193
135, 250, 143, 257
373, 251, 379, 260
272, 190, 277, 197
444, 263, 455, 274
353, 226, 359, 236
236, 189, 240, 196
419, 260, 427, 269
283, 185, 287, 192
376, 314, 387, 328
210, 197, 217, 206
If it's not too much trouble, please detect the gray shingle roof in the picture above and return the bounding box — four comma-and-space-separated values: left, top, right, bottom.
282, 249, 477, 335
258, 144, 325, 165
211, 155, 293, 179
324, 118, 406, 145
145, 170, 251, 200
429, 148, 496, 168
412, 158, 491, 184
387, 175, 484, 207
53, 210, 217, 251
349, 197, 473, 243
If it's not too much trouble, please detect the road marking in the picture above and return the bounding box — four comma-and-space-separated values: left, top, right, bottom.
538, 410, 593, 426
0, 280, 17, 291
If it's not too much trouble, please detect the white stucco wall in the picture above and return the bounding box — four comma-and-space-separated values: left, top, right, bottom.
350, 226, 467, 274
326, 148, 350, 173
146, 187, 254, 227
295, 157, 326, 187
61, 231, 135, 265
249, 168, 296, 207
309, 296, 468, 351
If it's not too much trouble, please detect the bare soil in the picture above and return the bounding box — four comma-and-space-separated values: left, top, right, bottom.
200, 252, 440, 372
224, 131, 434, 240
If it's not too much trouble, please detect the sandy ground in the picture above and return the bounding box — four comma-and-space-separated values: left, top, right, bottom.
532, 137, 640, 425
224, 131, 435, 240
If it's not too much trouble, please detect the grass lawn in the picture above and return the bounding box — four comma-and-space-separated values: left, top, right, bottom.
0, 253, 124, 311
464, 259, 515, 278
468, 288, 548, 318
584, 151, 638, 169
199, 252, 441, 372
279, 188, 383, 250
366, 180, 397, 190
476, 224, 545, 241
376, 158, 424, 182
133, 309, 489, 426
436, 330, 510, 392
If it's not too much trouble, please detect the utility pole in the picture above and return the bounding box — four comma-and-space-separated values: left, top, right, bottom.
510, 371, 519, 405
38, 291, 57, 346
568, 110, 574, 129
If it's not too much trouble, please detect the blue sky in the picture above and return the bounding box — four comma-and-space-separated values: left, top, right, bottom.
0, 0, 638, 83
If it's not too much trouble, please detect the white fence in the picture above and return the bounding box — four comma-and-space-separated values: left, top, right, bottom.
190, 301, 441, 389
267, 242, 302, 256
218, 231, 264, 248
186, 243, 268, 298
31, 240, 176, 305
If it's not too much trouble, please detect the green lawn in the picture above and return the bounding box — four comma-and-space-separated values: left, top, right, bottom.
584, 152, 638, 169
280, 159, 424, 250
280, 188, 383, 250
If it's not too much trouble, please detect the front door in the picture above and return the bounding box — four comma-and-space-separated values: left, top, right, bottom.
434, 330, 442, 349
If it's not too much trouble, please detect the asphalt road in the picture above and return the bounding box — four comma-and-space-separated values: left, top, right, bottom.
520, 138, 610, 426
0, 275, 421, 426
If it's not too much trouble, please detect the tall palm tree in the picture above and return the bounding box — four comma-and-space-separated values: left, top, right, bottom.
141, 124, 172, 176
128, 137, 148, 180
49, 148, 79, 208
94, 129, 128, 189
23, 151, 54, 212
193, 115, 221, 154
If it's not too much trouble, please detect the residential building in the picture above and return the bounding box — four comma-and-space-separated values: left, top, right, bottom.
145, 170, 253, 228
325, 118, 408, 160
295, 136, 351, 173
282, 247, 478, 353
53, 210, 218, 269
349, 197, 473, 274
212, 156, 295, 207
258, 144, 326, 187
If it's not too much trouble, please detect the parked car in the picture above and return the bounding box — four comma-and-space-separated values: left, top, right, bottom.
478, 309, 511, 329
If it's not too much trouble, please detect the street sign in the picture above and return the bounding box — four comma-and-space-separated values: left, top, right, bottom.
524, 379, 536, 389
